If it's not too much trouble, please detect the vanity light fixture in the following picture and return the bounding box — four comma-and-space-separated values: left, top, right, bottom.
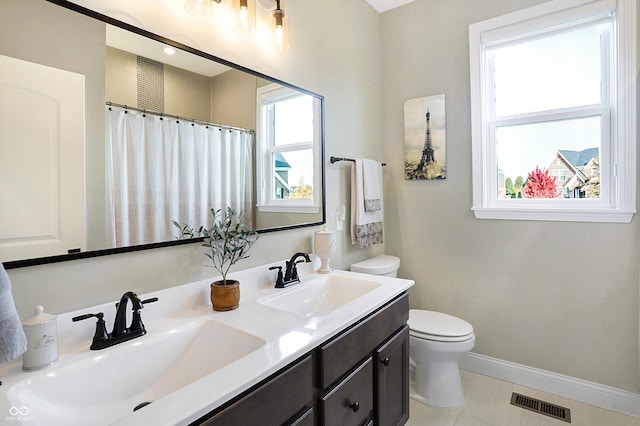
272, 0, 289, 51
184, 0, 289, 51
184, 0, 221, 17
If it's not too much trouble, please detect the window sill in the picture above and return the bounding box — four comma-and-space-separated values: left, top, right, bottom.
472, 207, 635, 223
257, 204, 320, 214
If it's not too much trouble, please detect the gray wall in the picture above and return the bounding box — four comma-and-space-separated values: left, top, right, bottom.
381, 0, 640, 393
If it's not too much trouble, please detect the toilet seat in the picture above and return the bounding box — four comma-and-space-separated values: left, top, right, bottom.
408, 310, 474, 342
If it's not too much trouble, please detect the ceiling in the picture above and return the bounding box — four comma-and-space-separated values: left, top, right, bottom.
366, 0, 415, 13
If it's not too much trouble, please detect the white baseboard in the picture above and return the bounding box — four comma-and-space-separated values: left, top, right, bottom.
459, 352, 640, 419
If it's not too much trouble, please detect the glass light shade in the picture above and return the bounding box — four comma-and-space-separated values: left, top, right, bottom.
233, 0, 256, 35
184, 0, 214, 16
271, 7, 290, 51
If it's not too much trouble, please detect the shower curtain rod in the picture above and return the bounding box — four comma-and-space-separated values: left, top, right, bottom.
106, 102, 255, 134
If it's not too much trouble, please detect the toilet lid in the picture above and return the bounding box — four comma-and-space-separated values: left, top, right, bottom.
350, 255, 400, 275
408, 310, 474, 341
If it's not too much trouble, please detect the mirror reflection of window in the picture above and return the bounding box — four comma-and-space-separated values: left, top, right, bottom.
272, 94, 314, 201
257, 84, 321, 213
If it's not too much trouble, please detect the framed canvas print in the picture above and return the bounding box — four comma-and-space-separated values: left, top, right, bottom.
404, 94, 446, 180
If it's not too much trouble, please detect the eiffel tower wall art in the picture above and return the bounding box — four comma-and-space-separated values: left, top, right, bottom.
404, 94, 446, 180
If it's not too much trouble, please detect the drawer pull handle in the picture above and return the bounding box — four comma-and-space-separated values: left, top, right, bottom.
349, 401, 360, 412
382, 356, 390, 366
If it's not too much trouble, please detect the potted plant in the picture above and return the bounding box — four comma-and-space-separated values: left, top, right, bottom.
175, 207, 259, 311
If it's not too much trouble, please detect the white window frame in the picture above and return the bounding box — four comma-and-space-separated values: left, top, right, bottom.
256, 83, 322, 213
469, 0, 636, 222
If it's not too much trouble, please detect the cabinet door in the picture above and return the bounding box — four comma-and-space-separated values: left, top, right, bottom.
321, 358, 373, 426
375, 325, 409, 426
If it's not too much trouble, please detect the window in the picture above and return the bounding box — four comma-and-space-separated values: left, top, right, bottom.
552, 170, 566, 182
469, 0, 636, 222
256, 84, 322, 213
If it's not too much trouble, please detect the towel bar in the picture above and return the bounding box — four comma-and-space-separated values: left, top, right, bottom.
330, 156, 386, 166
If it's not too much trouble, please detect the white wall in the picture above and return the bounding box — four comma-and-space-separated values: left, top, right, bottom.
4, 0, 385, 316
381, 0, 640, 393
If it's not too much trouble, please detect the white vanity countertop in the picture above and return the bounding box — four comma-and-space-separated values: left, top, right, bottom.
0, 262, 413, 426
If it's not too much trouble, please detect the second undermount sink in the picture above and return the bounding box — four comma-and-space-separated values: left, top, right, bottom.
258, 275, 382, 318
8, 319, 265, 426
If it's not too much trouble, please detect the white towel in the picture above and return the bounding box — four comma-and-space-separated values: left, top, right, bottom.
362, 159, 382, 212
351, 159, 383, 249
0, 261, 27, 364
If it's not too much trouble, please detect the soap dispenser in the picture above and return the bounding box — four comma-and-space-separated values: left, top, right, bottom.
22, 305, 59, 371
314, 225, 336, 274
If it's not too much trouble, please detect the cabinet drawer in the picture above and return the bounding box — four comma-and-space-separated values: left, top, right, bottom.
321, 358, 373, 426
197, 355, 313, 426
318, 292, 408, 388
287, 407, 314, 426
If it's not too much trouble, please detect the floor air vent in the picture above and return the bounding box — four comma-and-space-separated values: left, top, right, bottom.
510, 392, 571, 423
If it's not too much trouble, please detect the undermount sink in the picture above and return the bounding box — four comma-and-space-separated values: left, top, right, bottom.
258, 275, 382, 318
8, 319, 265, 426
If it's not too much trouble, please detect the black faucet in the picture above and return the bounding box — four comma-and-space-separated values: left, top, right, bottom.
72, 292, 158, 350
113, 291, 143, 337
270, 252, 311, 288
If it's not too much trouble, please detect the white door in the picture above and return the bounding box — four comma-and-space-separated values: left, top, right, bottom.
0, 54, 85, 262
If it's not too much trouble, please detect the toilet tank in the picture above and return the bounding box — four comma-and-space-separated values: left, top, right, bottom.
350, 255, 400, 277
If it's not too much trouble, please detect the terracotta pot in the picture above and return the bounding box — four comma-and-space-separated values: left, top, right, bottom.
210, 280, 240, 311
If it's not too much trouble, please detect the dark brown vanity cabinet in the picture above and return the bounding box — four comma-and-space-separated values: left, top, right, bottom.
193, 292, 409, 426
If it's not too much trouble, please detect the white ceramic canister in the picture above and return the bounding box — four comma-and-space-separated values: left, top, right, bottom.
22, 305, 59, 371
314, 225, 336, 274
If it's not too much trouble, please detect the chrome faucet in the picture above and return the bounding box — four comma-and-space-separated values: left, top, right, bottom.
72, 291, 158, 350
270, 252, 311, 288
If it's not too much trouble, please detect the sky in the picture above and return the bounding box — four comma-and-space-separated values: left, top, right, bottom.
497, 117, 600, 180
275, 95, 315, 189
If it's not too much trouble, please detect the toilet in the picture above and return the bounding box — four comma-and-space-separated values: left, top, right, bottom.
350, 255, 475, 408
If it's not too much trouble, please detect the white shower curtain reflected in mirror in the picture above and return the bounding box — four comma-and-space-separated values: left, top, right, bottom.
106, 106, 254, 247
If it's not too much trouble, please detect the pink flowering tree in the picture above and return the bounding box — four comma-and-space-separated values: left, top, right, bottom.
522, 167, 561, 198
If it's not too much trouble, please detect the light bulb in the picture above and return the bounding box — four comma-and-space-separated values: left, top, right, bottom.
275, 25, 284, 50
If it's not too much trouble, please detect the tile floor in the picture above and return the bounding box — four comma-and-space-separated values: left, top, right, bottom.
407, 370, 640, 426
